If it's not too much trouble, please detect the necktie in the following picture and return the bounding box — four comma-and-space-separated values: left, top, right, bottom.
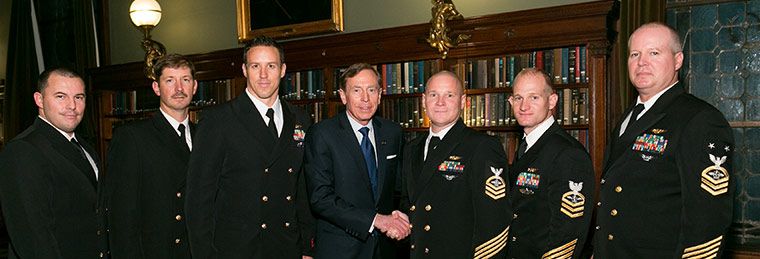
516, 137, 527, 161
266, 108, 278, 138
178, 124, 188, 150
359, 127, 377, 197
427, 136, 441, 161
626, 103, 645, 133
71, 138, 87, 159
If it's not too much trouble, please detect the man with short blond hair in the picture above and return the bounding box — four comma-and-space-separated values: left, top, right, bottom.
505, 68, 593, 259
593, 22, 733, 258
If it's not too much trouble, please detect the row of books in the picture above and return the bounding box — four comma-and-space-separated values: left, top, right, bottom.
192, 79, 234, 106
104, 79, 235, 116
295, 102, 329, 124
378, 97, 431, 128
104, 88, 159, 115
377, 60, 442, 95
461, 88, 589, 127
280, 69, 326, 100
451, 46, 588, 89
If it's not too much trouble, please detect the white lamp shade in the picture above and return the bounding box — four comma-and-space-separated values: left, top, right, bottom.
130, 0, 162, 27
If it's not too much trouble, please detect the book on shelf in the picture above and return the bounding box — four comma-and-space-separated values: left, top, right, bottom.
376, 60, 440, 95
378, 97, 429, 128
193, 79, 234, 106
281, 69, 325, 100
295, 102, 328, 124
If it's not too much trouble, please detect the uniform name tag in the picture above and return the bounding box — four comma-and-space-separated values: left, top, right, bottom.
632, 133, 668, 154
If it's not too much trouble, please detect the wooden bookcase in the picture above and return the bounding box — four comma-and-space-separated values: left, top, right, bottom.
88, 0, 619, 179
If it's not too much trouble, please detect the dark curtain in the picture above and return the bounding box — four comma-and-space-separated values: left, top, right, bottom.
617, 0, 665, 110
4, 0, 40, 143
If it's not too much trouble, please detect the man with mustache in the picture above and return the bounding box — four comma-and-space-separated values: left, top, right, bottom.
105, 53, 197, 258
186, 36, 315, 259
593, 22, 733, 258
0, 67, 108, 258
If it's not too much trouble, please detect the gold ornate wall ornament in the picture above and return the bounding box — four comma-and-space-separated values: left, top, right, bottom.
426, 0, 470, 59
139, 26, 166, 80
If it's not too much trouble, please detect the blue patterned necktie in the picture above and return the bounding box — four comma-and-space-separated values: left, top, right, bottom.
359, 127, 377, 198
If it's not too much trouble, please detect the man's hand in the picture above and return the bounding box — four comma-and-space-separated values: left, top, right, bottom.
374, 210, 411, 240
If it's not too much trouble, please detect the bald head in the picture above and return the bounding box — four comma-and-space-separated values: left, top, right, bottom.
629, 22, 683, 54
425, 71, 463, 95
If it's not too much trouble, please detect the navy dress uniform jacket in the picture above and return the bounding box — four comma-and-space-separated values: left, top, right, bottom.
105, 112, 194, 258
506, 122, 594, 259
0, 118, 108, 258
594, 82, 733, 258
185, 94, 315, 259
401, 119, 512, 259
303, 112, 404, 259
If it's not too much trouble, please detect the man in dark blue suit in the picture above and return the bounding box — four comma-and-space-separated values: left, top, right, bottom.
304, 63, 408, 259
106, 53, 198, 258
0, 67, 108, 258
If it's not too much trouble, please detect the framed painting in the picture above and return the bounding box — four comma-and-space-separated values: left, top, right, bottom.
236, 0, 344, 41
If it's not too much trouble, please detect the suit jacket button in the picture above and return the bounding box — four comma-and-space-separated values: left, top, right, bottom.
610, 209, 618, 216
262, 196, 269, 201
411, 244, 415, 249
285, 222, 291, 228
595, 225, 601, 230
608, 234, 614, 240
410, 205, 416, 211
600, 179, 606, 184
597, 201, 602, 207
288, 168, 293, 173
105, 207, 109, 212
176, 192, 182, 198
99, 252, 104, 258
615, 186, 623, 193
175, 238, 180, 244
175, 215, 182, 221
95, 209, 99, 215
512, 236, 517, 241
409, 224, 413, 229
261, 224, 267, 229
424, 225, 430, 231
513, 213, 518, 219
96, 230, 101, 236
425, 205, 431, 211
286, 195, 292, 201
264, 168, 269, 173
424, 248, 429, 253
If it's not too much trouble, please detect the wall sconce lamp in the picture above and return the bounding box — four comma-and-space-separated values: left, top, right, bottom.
130, 0, 166, 80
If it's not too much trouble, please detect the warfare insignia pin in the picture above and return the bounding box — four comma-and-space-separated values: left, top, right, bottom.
701, 154, 729, 196
527, 168, 538, 173
519, 188, 534, 195
443, 174, 458, 181
485, 166, 506, 200
651, 128, 667, 134
449, 156, 462, 161
632, 133, 668, 154
560, 181, 585, 218
438, 161, 465, 173
515, 172, 540, 189
641, 154, 653, 162
295, 124, 303, 129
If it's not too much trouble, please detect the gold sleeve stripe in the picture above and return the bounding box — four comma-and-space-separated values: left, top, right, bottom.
682, 235, 722, 259
474, 226, 509, 259
541, 238, 577, 259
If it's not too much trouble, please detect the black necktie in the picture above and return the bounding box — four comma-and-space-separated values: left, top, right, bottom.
359, 127, 377, 197
266, 108, 278, 138
516, 137, 527, 161
626, 103, 645, 133
427, 136, 441, 161
178, 124, 188, 149
70, 138, 87, 160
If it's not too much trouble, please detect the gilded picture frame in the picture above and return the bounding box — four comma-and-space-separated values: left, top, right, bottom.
236, 0, 344, 42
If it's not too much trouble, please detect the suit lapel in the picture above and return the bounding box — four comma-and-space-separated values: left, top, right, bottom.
151, 112, 190, 162
414, 120, 466, 202
338, 113, 375, 196
268, 101, 297, 166
511, 122, 560, 177
35, 119, 98, 189
373, 118, 389, 204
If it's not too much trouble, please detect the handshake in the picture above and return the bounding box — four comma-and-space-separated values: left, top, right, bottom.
374, 210, 411, 240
